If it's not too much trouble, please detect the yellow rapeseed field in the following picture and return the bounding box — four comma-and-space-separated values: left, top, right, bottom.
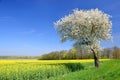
0, 59, 109, 80
0, 59, 109, 64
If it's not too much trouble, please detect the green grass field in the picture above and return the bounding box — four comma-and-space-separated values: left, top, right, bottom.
0, 59, 119, 80
49, 59, 120, 80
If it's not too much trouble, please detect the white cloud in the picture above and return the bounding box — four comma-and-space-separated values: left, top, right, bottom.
20, 29, 36, 34
0, 16, 16, 22
113, 32, 120, 40
103, 1, 120, 12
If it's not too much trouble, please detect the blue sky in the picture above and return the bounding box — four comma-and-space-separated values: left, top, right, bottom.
0, 0, 120, 56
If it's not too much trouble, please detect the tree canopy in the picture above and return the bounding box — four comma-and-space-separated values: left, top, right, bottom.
55, 8, 112, 52
54, 8, 112, 67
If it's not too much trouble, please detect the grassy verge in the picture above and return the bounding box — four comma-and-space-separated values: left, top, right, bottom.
49, 59, 120, 80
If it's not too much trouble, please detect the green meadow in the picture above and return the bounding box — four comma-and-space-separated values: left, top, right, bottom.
49, 59, 120, 80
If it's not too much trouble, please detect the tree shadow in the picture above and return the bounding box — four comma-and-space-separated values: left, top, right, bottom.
61, 63, 84, 72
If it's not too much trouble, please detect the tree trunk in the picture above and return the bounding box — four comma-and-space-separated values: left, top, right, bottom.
91, 49, 99, 68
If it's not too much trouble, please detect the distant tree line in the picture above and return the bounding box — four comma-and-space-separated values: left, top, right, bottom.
39, 46, 120, 60
0, 56, 39, 60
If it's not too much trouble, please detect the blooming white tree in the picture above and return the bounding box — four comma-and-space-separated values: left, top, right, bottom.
54, 9, 112, 68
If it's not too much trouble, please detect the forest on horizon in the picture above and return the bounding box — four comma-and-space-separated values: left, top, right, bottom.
0, 46, 120, 60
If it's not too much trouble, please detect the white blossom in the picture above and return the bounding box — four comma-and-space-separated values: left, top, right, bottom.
54, 8, 112, 52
